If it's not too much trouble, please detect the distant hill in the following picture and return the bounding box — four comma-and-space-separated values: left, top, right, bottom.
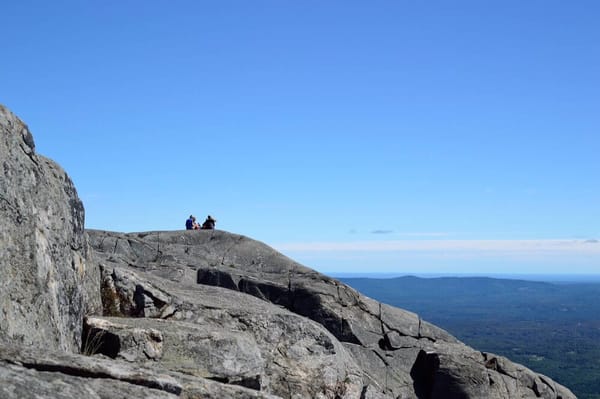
340, 276, 600, 399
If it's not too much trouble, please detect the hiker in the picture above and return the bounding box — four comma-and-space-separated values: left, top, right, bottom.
201, 215, 216, 230
185, 215, 197, 230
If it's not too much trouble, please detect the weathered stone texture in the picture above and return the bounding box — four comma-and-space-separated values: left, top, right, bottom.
0, 105, 101, 352
0, 344, 280, 399
0, 104, 577, 398
87, 229, 576, 399
92, 264, 365, 398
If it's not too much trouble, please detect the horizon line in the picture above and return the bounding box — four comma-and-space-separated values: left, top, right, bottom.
273, 238, 600, 253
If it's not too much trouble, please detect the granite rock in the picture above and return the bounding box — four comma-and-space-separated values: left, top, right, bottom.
0, 105, 101, 352
88, 229, 576, 399
0, 104, 577, 398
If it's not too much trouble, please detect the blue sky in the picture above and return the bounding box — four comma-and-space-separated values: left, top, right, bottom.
2, 1, 599, 275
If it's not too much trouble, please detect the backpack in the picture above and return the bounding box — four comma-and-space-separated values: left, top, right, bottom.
185, 218, 194, 230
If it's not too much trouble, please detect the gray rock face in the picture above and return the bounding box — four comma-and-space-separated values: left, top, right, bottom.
0, 343, 281, 399
92, 264, 365, 398
0, 104, 577, 398
0, 105, 101, 352
87, 229, 576, 399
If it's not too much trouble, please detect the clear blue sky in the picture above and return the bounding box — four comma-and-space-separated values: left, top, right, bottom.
2, 1, 599, 275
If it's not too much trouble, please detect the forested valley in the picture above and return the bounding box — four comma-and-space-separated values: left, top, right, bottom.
340, 276, 600, 399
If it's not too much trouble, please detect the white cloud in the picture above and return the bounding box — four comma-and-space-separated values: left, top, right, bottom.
271, 239, 600, 275
274, 239, 600, 254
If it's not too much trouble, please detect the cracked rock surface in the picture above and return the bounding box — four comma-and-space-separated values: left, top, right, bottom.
0, 105, 101, 352
0, 344, 281, 399
0, 104, 576, 398
87, 229, 576, 399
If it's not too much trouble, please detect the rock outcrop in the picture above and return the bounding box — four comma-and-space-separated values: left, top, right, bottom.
87, 229, 576, 399
0, 104, 577, 398
0, 105, 101, 353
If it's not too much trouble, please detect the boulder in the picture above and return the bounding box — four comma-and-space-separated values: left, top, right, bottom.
0, 105, 101, 352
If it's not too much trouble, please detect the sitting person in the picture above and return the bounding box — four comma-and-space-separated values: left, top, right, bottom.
201, 215, 216, 230
185, 215, 195, 230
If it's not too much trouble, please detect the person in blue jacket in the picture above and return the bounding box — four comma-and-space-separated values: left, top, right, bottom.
185, 215, 196, 230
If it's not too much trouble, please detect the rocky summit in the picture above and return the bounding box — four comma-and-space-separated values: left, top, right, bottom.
0, 104, 576, 398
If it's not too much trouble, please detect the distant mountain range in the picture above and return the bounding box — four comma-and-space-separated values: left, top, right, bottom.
332, 272, 600, 283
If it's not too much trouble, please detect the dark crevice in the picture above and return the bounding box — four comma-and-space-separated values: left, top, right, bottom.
355, 297, 436, 344
370, 348, 389, 368
411, 350, 471, 399
20, 143, 39, 166
238, 279, 272, 302
378, 302, 384, 335
127, 239, 139, 259
336, 284, 347, 309
531, 375, 555, 398
383, 324, 436, 344
532, 380, 542, 397
413, 317, 437, 343
378, 336, 394, 351
290, 287, 361, 345
134, 285, 149, 316
133, 285, 168, 317
20, 127, 36, 152
196, 267, 362, 345
538, 376, 556, 394
160, 307, 178, 320
198, 269, 238, 291
488, 373, 495, 387
287, 271, 293, 308
81, 326, 121, 359
206, 375, 261, 391
360, 385, 368, 399
140, 285, 168, 308
410, 350, 439, 399
154, 232, 162, 261
483, 354, 517, 381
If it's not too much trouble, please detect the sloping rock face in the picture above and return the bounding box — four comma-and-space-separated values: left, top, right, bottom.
0, 105, 101, 352
87, 229, 576, 399
85, 265, 365, 398
0, 104, 577, 398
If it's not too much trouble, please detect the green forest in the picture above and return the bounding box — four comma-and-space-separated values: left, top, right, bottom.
340, 276, 600, 399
